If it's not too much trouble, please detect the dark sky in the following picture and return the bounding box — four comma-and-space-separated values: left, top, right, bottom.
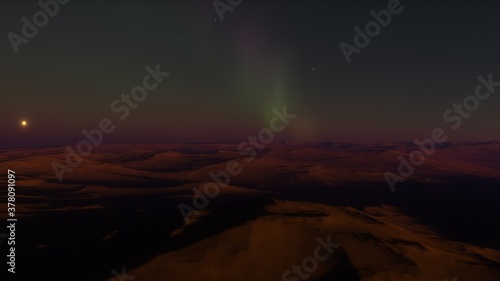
1, 0, 500, 148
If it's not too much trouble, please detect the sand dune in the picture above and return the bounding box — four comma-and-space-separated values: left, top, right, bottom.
128, 200, 500, 281
0, 142, 499, 280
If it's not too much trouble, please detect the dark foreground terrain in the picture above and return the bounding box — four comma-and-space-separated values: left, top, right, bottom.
1, 142, 499, 281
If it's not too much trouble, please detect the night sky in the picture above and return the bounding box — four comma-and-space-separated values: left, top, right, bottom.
1, 0, 500, 148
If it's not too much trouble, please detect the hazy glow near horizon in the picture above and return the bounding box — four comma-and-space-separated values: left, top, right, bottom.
2, 1, 500, 148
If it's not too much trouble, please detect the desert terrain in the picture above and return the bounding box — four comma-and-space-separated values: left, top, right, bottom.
1, 141, 499, 281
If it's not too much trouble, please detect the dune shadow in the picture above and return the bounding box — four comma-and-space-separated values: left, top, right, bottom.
18, 194, 274, 281
319, 249, 361, 281
275, 179, 500, 250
